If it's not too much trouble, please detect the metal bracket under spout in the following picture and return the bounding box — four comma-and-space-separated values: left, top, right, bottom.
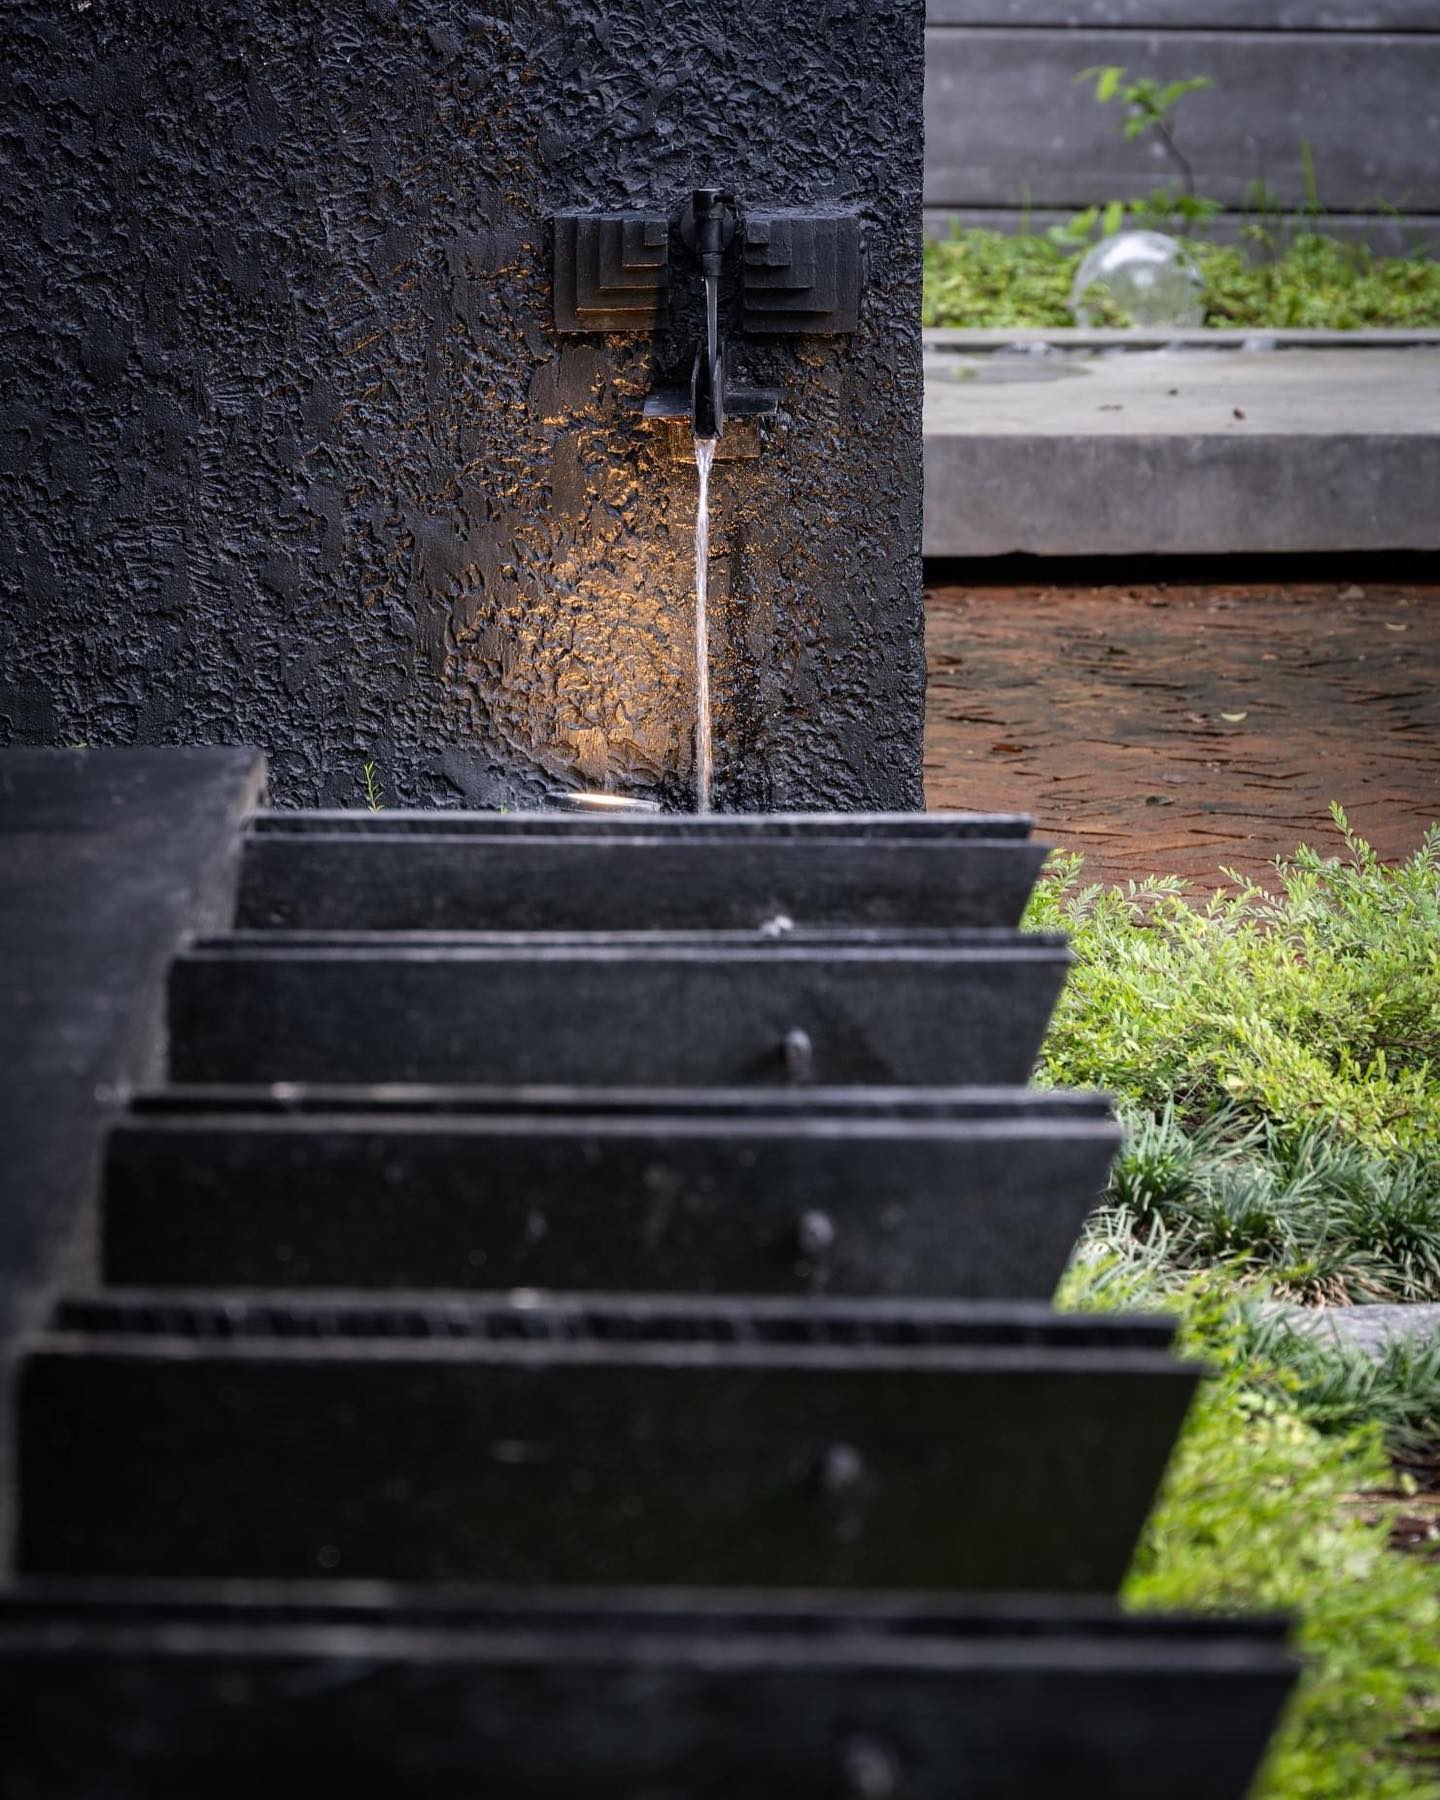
644, 189, 779, 458
680, 189, 734, 439
643, 353, 780, 461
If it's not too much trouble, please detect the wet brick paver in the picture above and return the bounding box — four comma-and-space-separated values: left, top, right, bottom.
925, 577, 1440, 888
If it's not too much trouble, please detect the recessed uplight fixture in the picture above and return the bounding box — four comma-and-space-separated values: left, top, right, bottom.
545, 791, 663, 814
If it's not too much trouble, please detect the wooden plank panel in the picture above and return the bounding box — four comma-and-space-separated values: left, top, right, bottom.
928, 2, 1440, 27
925, 28, 1440, 210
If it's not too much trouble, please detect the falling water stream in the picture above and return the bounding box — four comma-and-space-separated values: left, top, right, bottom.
692, 434, 717, 812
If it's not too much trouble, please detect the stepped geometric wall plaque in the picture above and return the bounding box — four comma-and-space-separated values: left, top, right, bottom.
742, 212, 862, 334
553, 213, 670, 332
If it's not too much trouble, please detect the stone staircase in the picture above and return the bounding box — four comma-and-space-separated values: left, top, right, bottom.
0, 810, 1294, 1796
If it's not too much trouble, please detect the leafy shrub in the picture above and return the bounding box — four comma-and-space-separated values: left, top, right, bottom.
923, 229, 1080, 330
1026, 811, 1440, 1167
1239, 1317, 1440, 1454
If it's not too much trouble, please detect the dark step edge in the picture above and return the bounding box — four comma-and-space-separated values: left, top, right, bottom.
47, 1291, 1180, 1356
239, 830, 1042, 852
32, 1336, 1201, 1384
124, 1082, 1115, 1120
108, 1113, 1120, 1146
0, 1598, 1296, 1672
235, 835, 1048, 932
0, 1576, 1292, 1645
178, 929, 1072, 958
247, 810, 1037, 839
0, 1623, 1296, 1681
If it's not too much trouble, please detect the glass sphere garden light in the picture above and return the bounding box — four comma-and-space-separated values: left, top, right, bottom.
1070, 230, 1205, 329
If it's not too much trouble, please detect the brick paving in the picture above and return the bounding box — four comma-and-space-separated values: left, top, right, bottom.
925, 576, 1440, 888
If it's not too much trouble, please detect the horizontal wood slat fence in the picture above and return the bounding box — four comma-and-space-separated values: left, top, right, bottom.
924, 5, 1440, 249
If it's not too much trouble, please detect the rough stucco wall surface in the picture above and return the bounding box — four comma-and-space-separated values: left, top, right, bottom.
0, 1, 924, 809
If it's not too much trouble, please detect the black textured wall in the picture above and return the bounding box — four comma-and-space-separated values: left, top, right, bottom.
1, 1, 924, 809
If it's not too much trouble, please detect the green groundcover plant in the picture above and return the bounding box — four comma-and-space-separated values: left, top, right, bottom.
923, 228, 1440, 332
1028, 810, 1440, 1168
1063, 1253, 1440, 1800
1042, 815, 1440, 1797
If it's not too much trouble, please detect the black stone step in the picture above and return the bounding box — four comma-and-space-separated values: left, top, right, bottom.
0, 1584, 1294, 1800
236, 815, 1046, 931
167, 928, 1069, 1086
103, 1093, 1118, 1297
20, 1293, 1194, 1591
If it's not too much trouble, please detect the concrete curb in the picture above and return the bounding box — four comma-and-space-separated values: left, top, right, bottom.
923, 336, 1440, 556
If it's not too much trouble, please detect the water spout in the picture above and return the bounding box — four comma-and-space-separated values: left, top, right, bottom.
695, 268, 722, 440
693, 435, 717, 812
685, 189, 732, 441
641, 188, 778, 456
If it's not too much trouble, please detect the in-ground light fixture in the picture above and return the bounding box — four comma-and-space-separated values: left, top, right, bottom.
545, 791, 663, 814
